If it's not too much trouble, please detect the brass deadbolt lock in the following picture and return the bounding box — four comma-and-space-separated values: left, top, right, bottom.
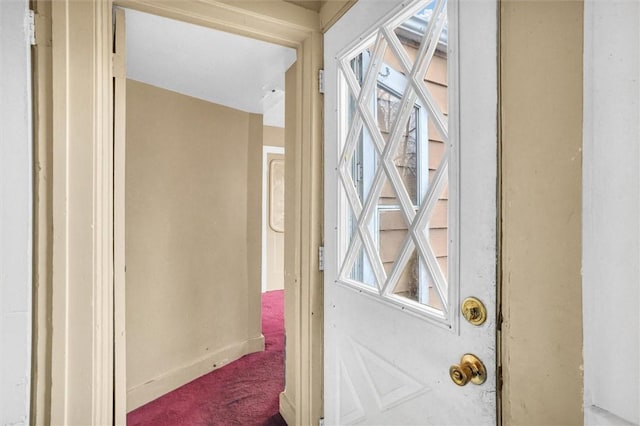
449, 354, 487, 386
461, 297, 487, 326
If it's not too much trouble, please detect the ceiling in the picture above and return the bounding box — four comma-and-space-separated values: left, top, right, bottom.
125, 8, 297, 128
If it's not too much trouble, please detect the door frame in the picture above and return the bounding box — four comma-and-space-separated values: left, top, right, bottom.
34, 0, 324, 424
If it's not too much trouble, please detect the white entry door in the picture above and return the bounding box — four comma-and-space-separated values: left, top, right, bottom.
324, 0, 497, 424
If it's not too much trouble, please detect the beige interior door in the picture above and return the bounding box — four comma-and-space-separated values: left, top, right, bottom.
323, 0, 498, 424
266, 152, 285, 291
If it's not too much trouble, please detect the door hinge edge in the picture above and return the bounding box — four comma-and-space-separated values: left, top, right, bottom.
318, 69, 325, 94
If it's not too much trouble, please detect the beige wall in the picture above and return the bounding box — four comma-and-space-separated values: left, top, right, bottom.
125, 80, 264, 410
264, 125, 285, 148
501, 1, 584, 424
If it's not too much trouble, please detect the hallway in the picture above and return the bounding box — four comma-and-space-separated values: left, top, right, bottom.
128, 291, 286, 425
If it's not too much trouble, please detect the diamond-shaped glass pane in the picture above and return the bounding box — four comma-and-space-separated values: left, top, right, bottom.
347, 209, 358, 248
424, 41, 448, 87
427, 117, 447, 188
414, 0, 448, 76
347, 88, 358, 127
429, 227, 447, 272
391, 249, 420, 301
375, 81, 421, 205
350, 125, 378, 206
420, 181, 449, 278
421, 255, 445, 311
377, 209, 410, 277
390, 249, 444, 310
348, 237, 378, 289
393, 0, 446, 71
420, 71, 448, 119
389, 99, 420, 206
377, 86, 402, 136
422, 54, 448, 116
342, 209, 380, 290
395, 1, 433, 37
349, 44, 373, 88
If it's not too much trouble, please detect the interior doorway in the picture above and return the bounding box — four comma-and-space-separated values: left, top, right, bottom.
115, 7, 295, 423
39, 0, 325, 422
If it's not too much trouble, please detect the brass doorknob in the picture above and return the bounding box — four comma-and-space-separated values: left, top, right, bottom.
449, 354, 487, 386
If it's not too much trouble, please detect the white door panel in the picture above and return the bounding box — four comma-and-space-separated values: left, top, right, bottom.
324, 0, 497, 424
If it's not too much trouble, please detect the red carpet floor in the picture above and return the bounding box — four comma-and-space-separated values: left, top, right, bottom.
128, 290, 287, 426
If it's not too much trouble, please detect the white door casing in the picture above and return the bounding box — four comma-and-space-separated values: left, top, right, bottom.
324, 0, 498, 424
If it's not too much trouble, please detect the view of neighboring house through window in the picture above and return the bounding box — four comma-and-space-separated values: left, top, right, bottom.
339, 0, 451, 319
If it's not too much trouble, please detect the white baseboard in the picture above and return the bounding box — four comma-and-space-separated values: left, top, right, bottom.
127, 334, 265, 411
279, 389, 296, 425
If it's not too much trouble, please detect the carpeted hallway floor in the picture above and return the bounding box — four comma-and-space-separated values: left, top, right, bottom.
128, 290, 287, 426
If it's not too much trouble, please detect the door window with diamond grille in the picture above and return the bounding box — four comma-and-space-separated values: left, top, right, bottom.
336, 0, 455, 325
